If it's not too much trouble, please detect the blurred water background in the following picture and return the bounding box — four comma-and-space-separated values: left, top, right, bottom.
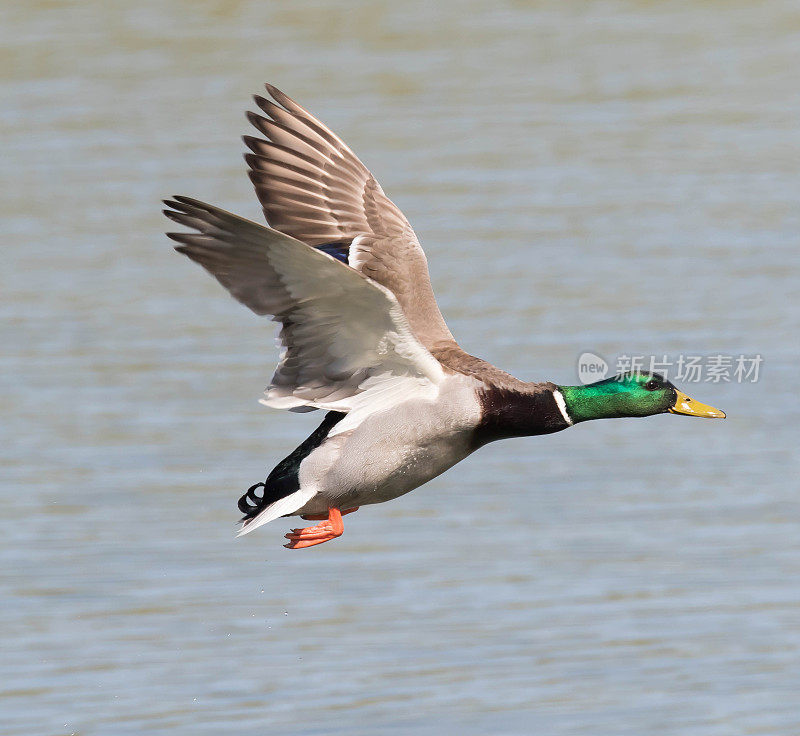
2, 1, 799, 734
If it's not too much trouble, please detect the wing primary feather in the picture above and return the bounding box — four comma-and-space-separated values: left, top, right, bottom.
242, 85, 457, 351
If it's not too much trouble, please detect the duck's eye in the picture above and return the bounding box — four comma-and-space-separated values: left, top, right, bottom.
645, 379, 660, 391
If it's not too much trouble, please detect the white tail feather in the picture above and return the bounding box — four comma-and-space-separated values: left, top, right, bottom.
236, 487, 317, 537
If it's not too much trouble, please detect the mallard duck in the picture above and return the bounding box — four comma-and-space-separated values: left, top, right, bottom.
164, 84, 725, 549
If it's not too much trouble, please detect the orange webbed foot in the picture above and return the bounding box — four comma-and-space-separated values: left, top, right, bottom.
284, 507, 358, 549
300, 507, 359, 522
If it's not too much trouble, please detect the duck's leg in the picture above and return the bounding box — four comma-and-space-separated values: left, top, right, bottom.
284, 507, 359, 549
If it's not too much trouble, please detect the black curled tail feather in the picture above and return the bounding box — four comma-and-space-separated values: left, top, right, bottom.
238, 411, 346, 520
239, 481, 269, 516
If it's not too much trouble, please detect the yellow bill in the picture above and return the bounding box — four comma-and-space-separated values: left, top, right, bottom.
669, 389, 726, 419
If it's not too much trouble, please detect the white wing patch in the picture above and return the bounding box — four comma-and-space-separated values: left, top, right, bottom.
165, 197, 444, 419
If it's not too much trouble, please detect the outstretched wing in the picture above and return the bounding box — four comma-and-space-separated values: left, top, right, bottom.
243, 83, 455, 350
164, 197, 444, 414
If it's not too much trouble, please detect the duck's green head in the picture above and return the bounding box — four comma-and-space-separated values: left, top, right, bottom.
558, 372, 726, 424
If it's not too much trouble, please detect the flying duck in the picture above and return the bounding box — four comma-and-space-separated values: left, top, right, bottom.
164, 84, 725, 549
